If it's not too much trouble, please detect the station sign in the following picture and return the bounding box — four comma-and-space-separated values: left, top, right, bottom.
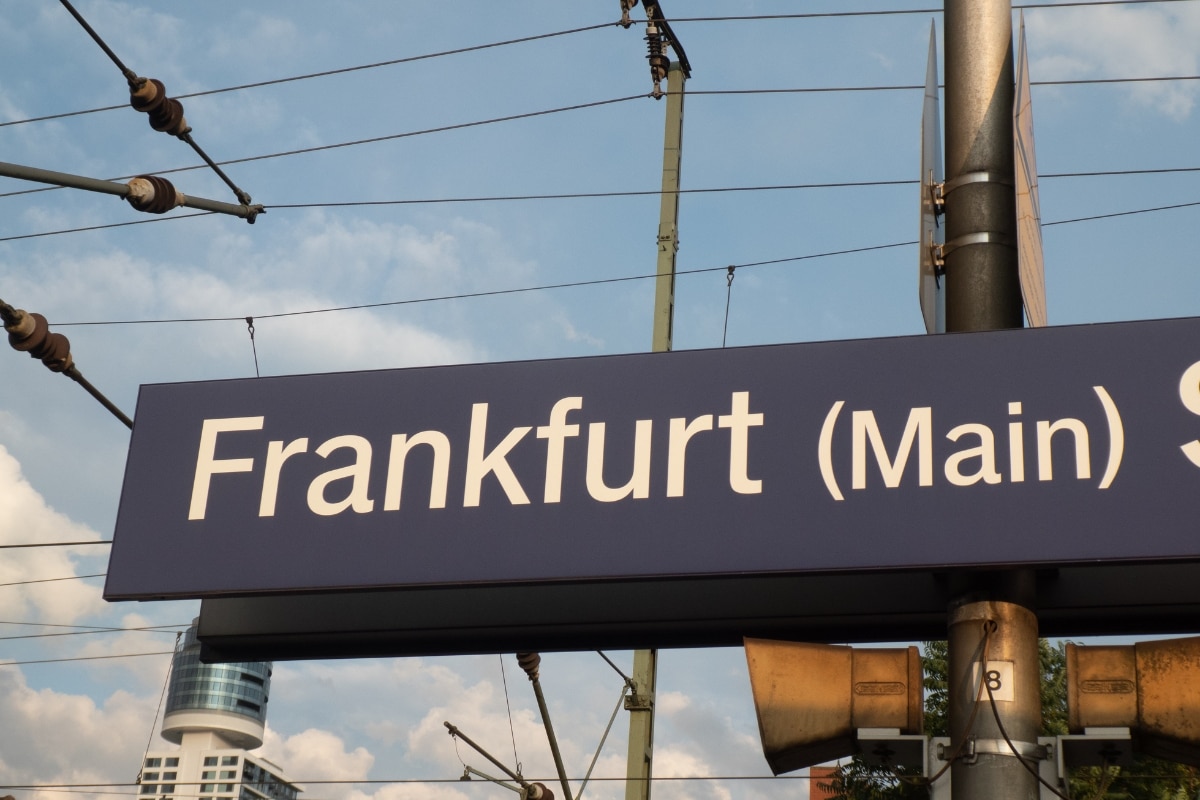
103, 317, 1200, 656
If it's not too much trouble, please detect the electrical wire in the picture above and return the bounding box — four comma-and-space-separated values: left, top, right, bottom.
0, 21, 618, 130
0, 211, 213, 242
1, 166, 1195, 239
0, 94, 647, 202
138, 632, 182, 784
0, 650, 175, 667
3, 74, 1197, 205
661, 0, 1195, 22
0, 620, 186, 631
979, 625, 1072, 800
0, 625, 186, 642
1043, 199, 1200, 226
0, 573, 104, 589
27, 190, 1197, 329
3, 73, 1197, 142
47, 240, 914, 327
3, 1, 1186, 132
0, 170, 1192, 248
266, 178, 916, 208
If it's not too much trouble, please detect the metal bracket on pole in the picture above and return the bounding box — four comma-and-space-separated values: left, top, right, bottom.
927, 172, 946, 218
942, 170, 1013, 198
958, 737, 1050, 764
937, 231, 1015, 262
623, 685, 655, 713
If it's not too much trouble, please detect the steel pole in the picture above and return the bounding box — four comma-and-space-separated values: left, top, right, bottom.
625, 60, 684, 800
943, 0, 1022, 332
947, 578, 1042, 800
650, 63, 685, 353
624, 648, 657, 800
943, 4, 1038, 798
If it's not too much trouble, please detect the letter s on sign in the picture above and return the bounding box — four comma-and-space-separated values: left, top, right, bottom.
1180, 360, 1200, 469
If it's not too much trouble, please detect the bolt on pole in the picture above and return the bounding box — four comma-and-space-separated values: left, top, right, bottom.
942, 2, 1039, 798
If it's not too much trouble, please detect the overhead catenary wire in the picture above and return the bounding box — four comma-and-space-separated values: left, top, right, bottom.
2, 0, 1183, 132
3, 168, 1197, 246
0, 94, 648, 202
43, 241, 919, 327
4, 73, 1198, 205
0, 624, 186, 642
0, 650, 175, 667
0, 20, 620, 130
0, 619, 187, 631
660, 0, 1194, 22
0, 573, 105, 589
26, 195, 1199, 329
8, 158, 1200, 212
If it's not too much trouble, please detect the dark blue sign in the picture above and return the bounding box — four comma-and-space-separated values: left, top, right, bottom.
105, 317, 1200, 602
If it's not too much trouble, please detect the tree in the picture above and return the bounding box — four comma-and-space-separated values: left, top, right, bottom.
819, 640, 1200, 800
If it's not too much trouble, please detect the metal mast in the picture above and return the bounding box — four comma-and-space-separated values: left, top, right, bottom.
943, 3, 1039, 798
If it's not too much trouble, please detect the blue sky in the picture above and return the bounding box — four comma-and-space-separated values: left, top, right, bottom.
2, 2, 1199, 799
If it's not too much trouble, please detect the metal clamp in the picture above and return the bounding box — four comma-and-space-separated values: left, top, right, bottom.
964, 736, 1050, 763
937, 231, 1014, 261
942, 170, 1014, 197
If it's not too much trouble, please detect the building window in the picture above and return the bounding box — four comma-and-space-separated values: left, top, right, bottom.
201, 785, 215, 793
222, 756, 239, 766
204, 757, 218, 767
161, 785, 175, 794
140, 785, 158, 795
166, 758, 179, 767
142, 773, 159, 782
221, 784, 235, 793
202, 772, 216, 780
144, 758, 162, 768
163, 773, 177, 781
220, 771, 236, 780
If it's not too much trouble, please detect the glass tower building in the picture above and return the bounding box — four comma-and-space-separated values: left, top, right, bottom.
139, 619, 301, 800
162, 621, 272, 750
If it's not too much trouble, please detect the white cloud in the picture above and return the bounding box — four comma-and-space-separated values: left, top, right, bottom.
1027, 5, 1200, 119
0, 668, 157, 800
261, 727, 376, 786
0, 445, 104, 624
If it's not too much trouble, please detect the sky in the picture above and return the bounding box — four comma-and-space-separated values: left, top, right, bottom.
2, 1, 1199, 799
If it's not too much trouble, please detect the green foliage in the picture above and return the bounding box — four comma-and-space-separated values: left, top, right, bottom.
816, 761, 928, 800
820, 640, 1200, 800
